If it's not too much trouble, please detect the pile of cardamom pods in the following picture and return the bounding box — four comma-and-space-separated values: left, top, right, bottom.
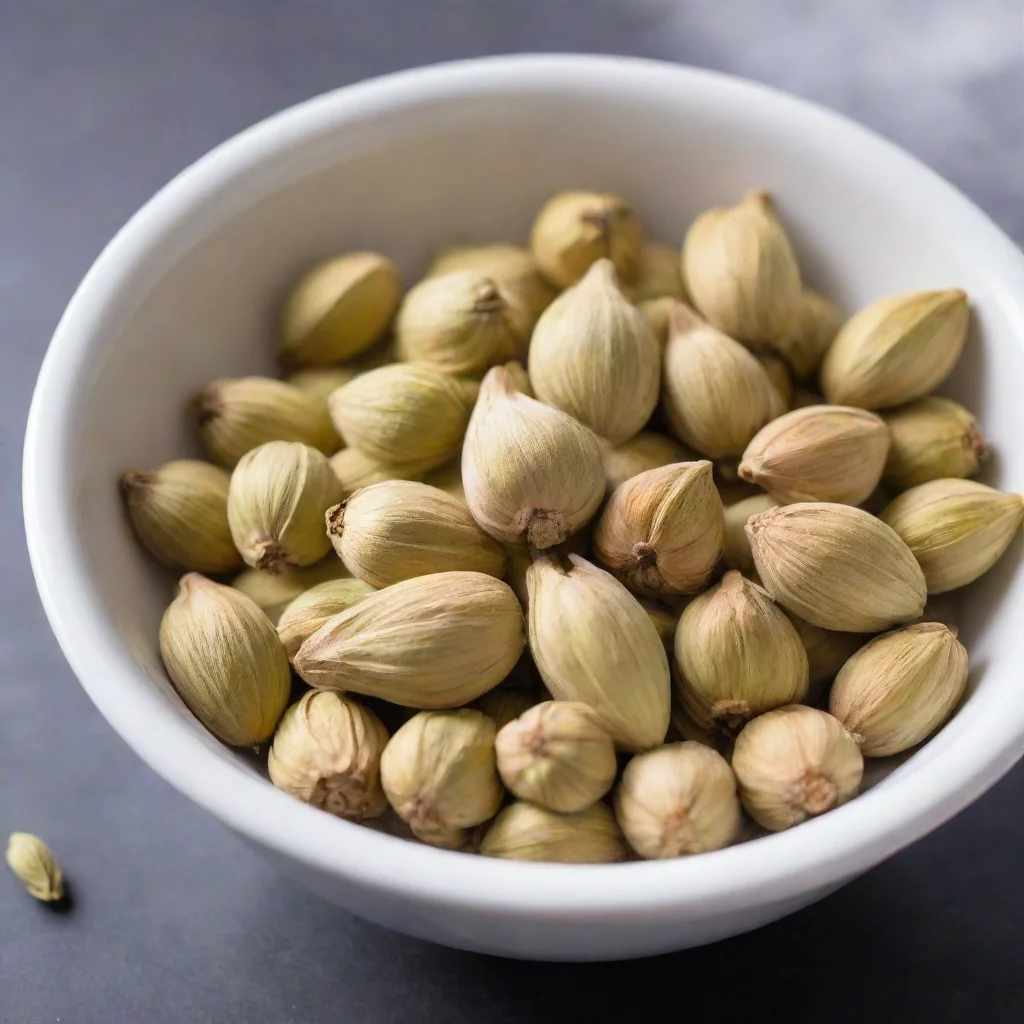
120, 188, 1023, 862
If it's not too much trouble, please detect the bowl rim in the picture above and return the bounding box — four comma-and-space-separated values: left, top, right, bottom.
23, 53, 1024, 916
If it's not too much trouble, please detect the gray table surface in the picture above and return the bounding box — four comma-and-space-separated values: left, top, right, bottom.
2, 2, 1023, 1021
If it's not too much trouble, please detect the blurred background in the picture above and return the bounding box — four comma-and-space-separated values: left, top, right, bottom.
2, 2, 1022, 1021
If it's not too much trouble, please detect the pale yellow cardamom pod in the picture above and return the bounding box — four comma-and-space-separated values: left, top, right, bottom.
294, 571, 525, 707
380, 709, 503, 848
276, 578, 374, 659
529, 259, 661, 444
614, 741, 741, 858
773, 289, 843, 378
231, 556, 351, 625
599, 431, 695, 494
629, 241, 688, 303
279, 252, 401, 367
329, 447, 436, 495
683, 190, 802, 348
501, 360, 533, 396
879, 478, 1024, 594
473, 686, 542, 731
159, 574, 291, 746
738, 404, 890, 505
639, 598, 681, 649
462, 365, 605, 549
526, 553, 671, 751
675, 571, 809, 736
593, 460, 724, 596
882, 396, 989, 490
829, 622, 968, 756
756, 353, 793, 407
786, 613, 868, 697
747, 502, 927, 632
121, 459, 242, 573
286, 366, 358, 405
638, 296, 676, 348
480, 801, 626, 863
732, 705, 863, 831
191, 376, 340, 467
6, 833, 64, 902
722, 493, 779, 573
326, 480, 507, 587
268, 691, 389, 820
530, 190, 642, 288
228, 441, 342, 572
821, 289, 969, 409
662, 302, 784, 458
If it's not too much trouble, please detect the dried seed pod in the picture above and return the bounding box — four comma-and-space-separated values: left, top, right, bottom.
829, 622, 968, 755
530, 190, 642, 288
683, 190, 802, 348
722, 494, 779, 573
527, 553, 670, 751
326, 480, 507, 587
480, 801, 626, 863
473, 687, 542, 731
882, 397, 989, 490
286, 366, 358, 405
662, 303, 784, 458
821, 289, 970, 410
787, 614, 868, 697
640, 598, 680, 649
329, 447, 436, 495
276, 578, 374, 659
638, 296, 675, 347
774, 289, 843, 378
268, 691, 389, 820
380, 710, 502, 848
279, 252, 400, 367
294, 571, 524, 707
614, 742, 741, 858
674, 571, 809, 736
747, 503, 927, 632
228, 441, 342, 572
732, 705, 863, 831
159, 574, 291, 746
593, 461, 724, 596
495, 701, 617, 813
738, 405, 890, 506
5, 833, 64, 902
630, 241, 688, 303
879, 479, 1024, 594
121, 459, 242, 573
328, 363, 477, 467
462, 365, 604, 549
599, 432, 695, 494
421, 456, 465, 501
230, 556, 350, 625
191, 376, 339, 467
757, 353, 793, 407
529, 260, 660, 443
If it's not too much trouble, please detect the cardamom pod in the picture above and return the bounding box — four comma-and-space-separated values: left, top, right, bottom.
747, 502, 927, 631
640, 598, 681, 649
228, 441, 342, 572
231, 556, 351, 625
722, 493, 779, 573
879, 478, 1024, 594
821, 289, 969, 409
286, 366, 357, 404
462, 365, 605, 549
773, 289, 843, 378
593, 460, 724, 596
276, 578, 374, 659
5, 833, 64, 902
480, 801, 626, 863
756, 353, 793, 407
638, 296, 675, 347
786, 613, 868, 697
630, 241, 687, 303
599, 431, 695, 493
329, 446, 436, 495
421, 455, 465, 501
294, 571, 525, 706
473, 687, 541, 731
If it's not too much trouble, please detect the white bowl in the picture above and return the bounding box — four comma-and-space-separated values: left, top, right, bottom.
24, 54, 1024, 961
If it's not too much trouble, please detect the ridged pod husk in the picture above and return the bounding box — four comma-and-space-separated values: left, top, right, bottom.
882, 397, 989, 490
638, 296, 676, 347
757, 353, 793, 407
380, 709, 503, 848
480, 801, 627, 863
662, 303, 785, 458
614, 741, 741, 858
821, 289, 970, 410
526, 553, 670, 751
462, 365, 605, 549
276, 578, 374, 660
159, 574, 291, 746
829, 622, 968, 756
630, 242, 688, 303
394, 270, 530, 376
473, 687, 542, 731
599, 432, 695, 494
328, 363, 477, 467
326, 480, 507, 587
682, 190, 802, 349
121, 459, 242, 573
732, 705, 863, 831
747, 503, 927, 632
722, 494, 779, 573
786, 613, 868, 697
529, 260, 660, 443
879, 478, 1024, 594
5, 833, 64, 902
268, 691, 389, 820
191, 376, 339, 467
285, 366, 358, 404
674, 571, 809, 737
593, 461, 724, 596
329, 447, 437, 495
495, 701, 617, 813
294, 571, 525, 707
530, 190, 642, 289
228, 441, 342, 572
774, 289, 843, 378
230, 556, 351, 625
738, 405, 890, 505
640, 598, 681, 649
279, 252, 400, 367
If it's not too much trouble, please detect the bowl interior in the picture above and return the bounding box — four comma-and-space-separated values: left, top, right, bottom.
26, 57, 1024, 910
